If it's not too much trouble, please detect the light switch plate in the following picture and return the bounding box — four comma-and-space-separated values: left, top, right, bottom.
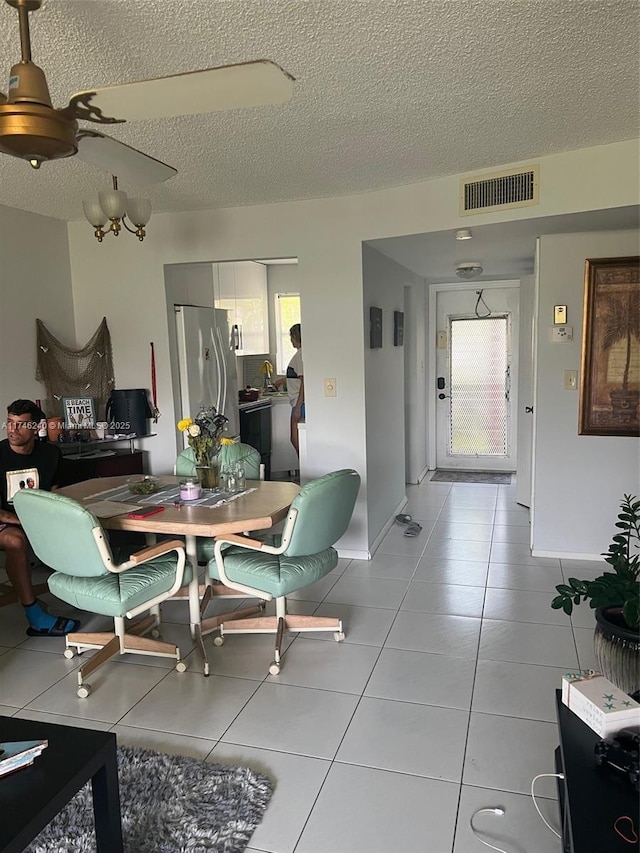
564, 370, 578, 390
554, 305, 567, 324
324, 378, 337, 397
437, 331, 447, 349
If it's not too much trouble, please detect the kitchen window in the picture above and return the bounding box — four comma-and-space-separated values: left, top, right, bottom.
275, 292, 301, 373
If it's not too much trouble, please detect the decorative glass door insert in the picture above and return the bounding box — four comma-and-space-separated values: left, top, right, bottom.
449, 316, 509, 456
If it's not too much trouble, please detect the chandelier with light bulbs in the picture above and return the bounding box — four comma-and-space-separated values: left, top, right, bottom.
82, 176, 152, 242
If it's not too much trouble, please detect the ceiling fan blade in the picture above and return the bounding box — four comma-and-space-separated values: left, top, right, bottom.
76, 131, 177, 184
66, 59, 295, 123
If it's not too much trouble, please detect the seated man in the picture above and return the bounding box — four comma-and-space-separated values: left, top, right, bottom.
0, 399, 79, 636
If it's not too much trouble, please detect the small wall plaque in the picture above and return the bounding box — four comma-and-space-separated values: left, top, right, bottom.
370, 307, 383, 348
394, 311, 404, 346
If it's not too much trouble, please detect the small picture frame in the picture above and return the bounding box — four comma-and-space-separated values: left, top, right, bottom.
62, 396, 96, 430
393, 311, 404, 346
370, 307, 383, 348
7, 467, 39, 503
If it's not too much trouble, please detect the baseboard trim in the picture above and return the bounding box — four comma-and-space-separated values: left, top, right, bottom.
337, 548, 371, 560
531, 549, 606, 562
362, 496, 410, 559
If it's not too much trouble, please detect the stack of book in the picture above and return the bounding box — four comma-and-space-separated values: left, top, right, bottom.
562, 671, 640, 737
0, 740, 48, 778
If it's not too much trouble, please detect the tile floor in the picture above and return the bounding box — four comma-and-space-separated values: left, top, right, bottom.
0, 477, 604, 852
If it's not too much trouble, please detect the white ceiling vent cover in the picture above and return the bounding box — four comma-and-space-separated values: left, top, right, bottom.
459, 165, 539, 216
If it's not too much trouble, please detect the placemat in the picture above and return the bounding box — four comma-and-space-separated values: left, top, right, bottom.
85, 483, 257, 509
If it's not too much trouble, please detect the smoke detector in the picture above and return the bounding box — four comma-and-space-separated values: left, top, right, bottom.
455, 262, 483, 280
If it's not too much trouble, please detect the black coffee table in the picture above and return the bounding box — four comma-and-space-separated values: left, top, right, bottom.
0, 715, 123, 853
555, 690, 639, 853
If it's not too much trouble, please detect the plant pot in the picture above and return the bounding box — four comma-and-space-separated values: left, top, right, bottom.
594, 606, 640, 696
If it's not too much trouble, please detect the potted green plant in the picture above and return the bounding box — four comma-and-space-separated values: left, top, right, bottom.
552, 494, 640, 695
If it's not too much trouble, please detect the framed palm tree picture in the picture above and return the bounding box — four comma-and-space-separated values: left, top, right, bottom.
579, 256, 640, 436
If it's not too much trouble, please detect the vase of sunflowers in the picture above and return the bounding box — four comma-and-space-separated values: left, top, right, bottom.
177, 405, 228, 489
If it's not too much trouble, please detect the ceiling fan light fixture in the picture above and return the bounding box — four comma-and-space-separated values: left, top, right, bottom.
98, 188, 127, 220
82, 198, 107, 228
83, 175, 152, 243
455, 261, 483, 280
126, 197, 151, 227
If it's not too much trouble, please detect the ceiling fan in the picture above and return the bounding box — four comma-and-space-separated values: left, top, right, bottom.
0, 0, 295, 184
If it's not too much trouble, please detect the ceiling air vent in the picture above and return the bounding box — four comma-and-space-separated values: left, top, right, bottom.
459, 165, 539, 216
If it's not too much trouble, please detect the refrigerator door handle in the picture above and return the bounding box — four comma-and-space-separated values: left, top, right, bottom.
214, 326, 228, 417
210, 326, 223, 415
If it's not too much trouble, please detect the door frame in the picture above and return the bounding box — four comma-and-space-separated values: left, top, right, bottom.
427, 280, 520, 470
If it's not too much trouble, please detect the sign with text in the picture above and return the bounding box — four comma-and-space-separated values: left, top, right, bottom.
62, 397, 96, 430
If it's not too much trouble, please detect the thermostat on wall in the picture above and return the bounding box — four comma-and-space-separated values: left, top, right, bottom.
550, 325, 574, 342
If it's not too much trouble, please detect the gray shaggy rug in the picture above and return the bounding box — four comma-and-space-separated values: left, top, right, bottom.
26, 745, 274, 853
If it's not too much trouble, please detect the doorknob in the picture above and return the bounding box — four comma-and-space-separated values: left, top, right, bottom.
525, 406, 533, 413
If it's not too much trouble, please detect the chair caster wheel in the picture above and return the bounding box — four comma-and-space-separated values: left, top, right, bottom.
175, 661, 188, 673
269, 661, 280, 675
63, 648, 75, 659
213, 636, 224, 647
151, 629, 161, 639
334, 631, 345, 642
77, 684, 91, 699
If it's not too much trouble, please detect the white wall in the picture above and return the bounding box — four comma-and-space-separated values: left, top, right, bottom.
65, 139, 640, 555
404, 279, 428, 484
363, 245, 424, 538
0, 204, 74, 412
533, 229, 640, 558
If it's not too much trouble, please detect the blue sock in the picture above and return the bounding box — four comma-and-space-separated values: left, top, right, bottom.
23, 600, 58, 631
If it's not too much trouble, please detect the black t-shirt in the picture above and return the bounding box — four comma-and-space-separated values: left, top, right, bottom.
0, 439, 62, 511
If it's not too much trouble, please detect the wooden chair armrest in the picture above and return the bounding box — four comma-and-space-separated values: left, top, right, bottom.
129, 539, 186, 563
214, 533, 265, 549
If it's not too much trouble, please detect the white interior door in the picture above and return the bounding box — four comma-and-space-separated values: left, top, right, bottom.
435, 286, 519, 472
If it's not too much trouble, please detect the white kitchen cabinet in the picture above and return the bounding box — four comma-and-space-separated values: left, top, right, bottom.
270, 398, 299, 473
213, 261, 268, 355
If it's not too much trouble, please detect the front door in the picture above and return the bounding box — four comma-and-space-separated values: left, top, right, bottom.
435, 286, 519, 472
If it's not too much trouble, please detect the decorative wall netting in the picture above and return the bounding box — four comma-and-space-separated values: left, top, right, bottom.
36, 317, 115, 420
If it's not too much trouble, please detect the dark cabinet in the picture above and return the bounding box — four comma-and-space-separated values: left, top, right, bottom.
239, 402, 272, 479
59, 451, 144, 486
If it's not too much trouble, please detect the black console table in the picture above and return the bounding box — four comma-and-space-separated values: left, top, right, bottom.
555, 690, 639, 852
0, 715, 123, 852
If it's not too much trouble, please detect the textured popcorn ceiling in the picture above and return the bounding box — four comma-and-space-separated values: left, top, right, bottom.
0, 0, 638, 223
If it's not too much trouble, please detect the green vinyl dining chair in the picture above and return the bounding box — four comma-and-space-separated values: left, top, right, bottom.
204, 468, 361, 674
175, 442, 263, 481
13, 489, 193, 698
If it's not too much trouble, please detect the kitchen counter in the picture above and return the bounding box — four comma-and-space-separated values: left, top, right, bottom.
238, 398, 272, 411
238, 393, 292, 411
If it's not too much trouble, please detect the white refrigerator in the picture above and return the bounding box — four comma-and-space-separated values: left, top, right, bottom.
174, 305, 239, 440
